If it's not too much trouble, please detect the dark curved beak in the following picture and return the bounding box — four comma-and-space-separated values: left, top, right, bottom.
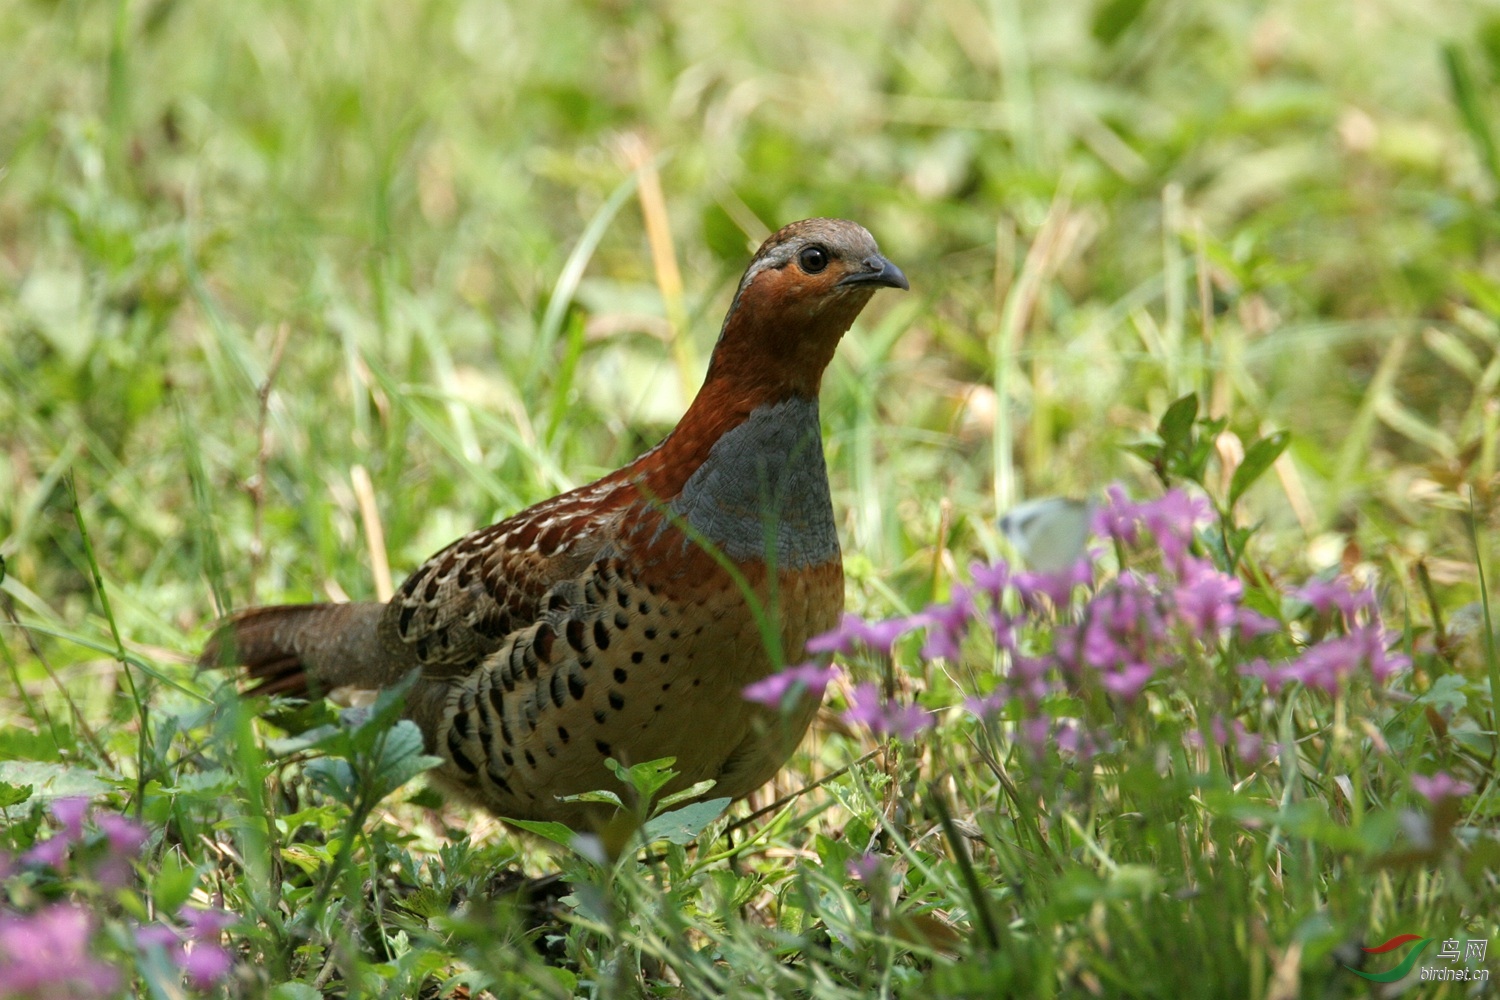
838, 254, 909, 291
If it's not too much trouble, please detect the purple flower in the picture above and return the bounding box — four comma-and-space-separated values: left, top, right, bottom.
742, 663, 840, 708
842, 683, 933, 741
1172, 561, 1242, 634
182, 942, 235, 989
1412, 772, 1474, 803
1293, 577, 1376, 620
1098, 661, 1154, 699
21, 798, 93, 870
1285, 625, 1405, 693
1094, 487, 1210, 566
1014, 562, 1091, 612
136, 910, 239, 989
1235, 728, 1266, 765
179, 907, 236, 940
1241, 657, 1292, 693
51, 798, 90, 840
969, 559, 1012, 601
963, 691, 1006, 719
806, 612, 915, 657
846, 852, 885, 884
20, 836, 70, 870
1234, 607, 1280, 639
136, 924, 180, 951
98, 813, 147, 856
913, 588, 976, 662
0, 905, 118, 998
1020, 717, 1050, 754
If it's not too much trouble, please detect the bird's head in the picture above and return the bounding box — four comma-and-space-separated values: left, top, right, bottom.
702, 218, 908, 401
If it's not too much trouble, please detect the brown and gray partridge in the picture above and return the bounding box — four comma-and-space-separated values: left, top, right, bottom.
202, 218, 908, 829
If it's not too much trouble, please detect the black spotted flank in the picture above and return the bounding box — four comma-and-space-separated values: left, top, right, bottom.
596, 740, 612, 756
608, 690, 625, 711
593, 619, 611, 649
535, 623, 556, 662
447, 730, 477, 774
397, 603, 416, 634
644, 627, 657, 640
613, 667, 628, 684
568, 672, 586, 700
614, 611, 630, 630
556, 725, 571, 744
550, 672, 568, 709
631, 651, 644, 664
566, 619, 587, 653
486, 769, 513, 795
524, 749, 537, 768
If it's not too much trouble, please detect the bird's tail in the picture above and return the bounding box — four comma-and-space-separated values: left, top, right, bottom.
199, 602, 390, 698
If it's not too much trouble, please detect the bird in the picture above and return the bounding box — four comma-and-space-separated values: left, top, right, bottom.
201, 218, 908, 830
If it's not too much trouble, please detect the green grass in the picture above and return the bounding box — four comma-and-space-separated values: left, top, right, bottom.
2, 0, 1498, 996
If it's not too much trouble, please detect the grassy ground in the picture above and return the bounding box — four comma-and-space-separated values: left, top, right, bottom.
2, 0, 1498, 996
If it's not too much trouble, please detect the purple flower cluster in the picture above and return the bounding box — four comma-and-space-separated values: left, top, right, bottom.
22, 796, 147, 888
1241, 578, 1406, 694
1411, 771, 1474, 803
747, 487, 1409, 759
742, 662, 841, 708
137, 907, 238, 990
0, 904, 118, 999
4, 797, 238, 995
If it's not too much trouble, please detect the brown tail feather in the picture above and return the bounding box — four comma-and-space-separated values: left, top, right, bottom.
199, 602, 398, 698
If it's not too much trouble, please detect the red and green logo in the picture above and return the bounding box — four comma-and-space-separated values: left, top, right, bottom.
1346, 934, 1434, 983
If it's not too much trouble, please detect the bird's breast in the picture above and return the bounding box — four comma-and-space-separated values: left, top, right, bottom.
663, 396, 839, 570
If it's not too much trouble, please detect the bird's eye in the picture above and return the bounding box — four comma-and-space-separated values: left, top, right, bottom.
797, 246, 829, 274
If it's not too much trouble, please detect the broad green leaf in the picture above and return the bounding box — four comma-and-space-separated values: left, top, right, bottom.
0, 782, 33, 808
151, 851, 200, 914
270, 985, 323, 1000
505, 818, 580, 850
1229, 429, 1290, 506
556, 789, 625, 808
604, 756, 679, 808
1157, 393, 1198, 452
642, 796, 732, 845
654, 779, 718, 813
0, 761, 113, 800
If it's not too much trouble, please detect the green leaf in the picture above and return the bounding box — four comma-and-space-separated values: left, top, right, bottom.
0, 782, 33, 808
0, 761, 113, 800
604, 756, 679, 810
270, 985, 323, 1000
555, 789, 625, 808
505, 818, 581, 850
367, 720, 443, 800
642, 796, 732, 845
1229, 430, 1290, 506
151, 851, 200, 914
1157, 393, 1199, 453
653, 779, 718, 814
1092, 0, 1151, 46
1444, 43, 1500, 186
304, 758, 358, 807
